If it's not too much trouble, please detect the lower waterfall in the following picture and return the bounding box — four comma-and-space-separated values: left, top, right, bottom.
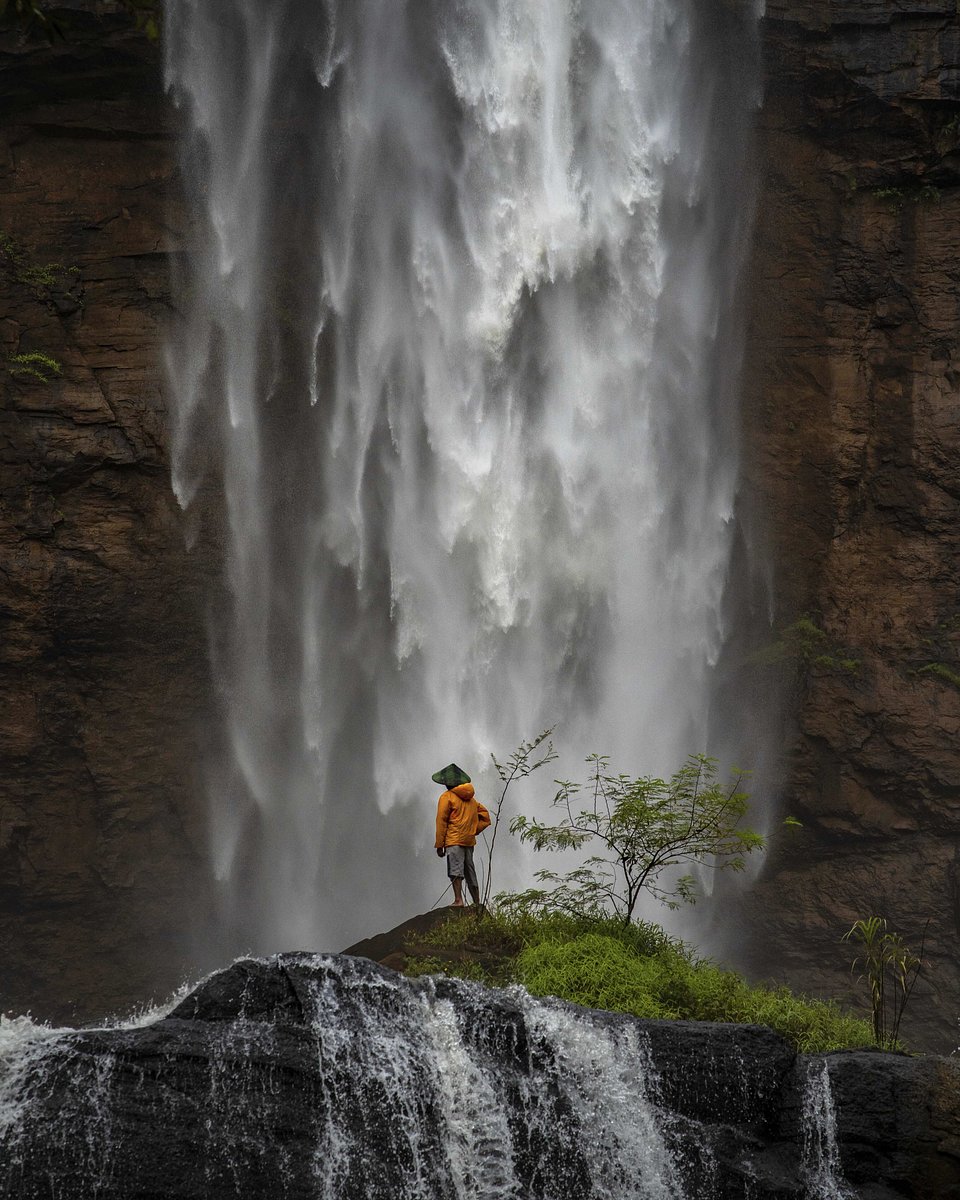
0, 952, 927, 1200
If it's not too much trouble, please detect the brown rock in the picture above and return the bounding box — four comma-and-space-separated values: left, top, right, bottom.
734, 2, 960, 1051
0, 10, 214, 1023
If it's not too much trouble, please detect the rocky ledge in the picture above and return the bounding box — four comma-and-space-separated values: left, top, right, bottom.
1, 951, 958, 1199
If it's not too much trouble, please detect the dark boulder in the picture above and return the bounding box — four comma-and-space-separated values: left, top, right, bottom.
1, 953, 958, 1199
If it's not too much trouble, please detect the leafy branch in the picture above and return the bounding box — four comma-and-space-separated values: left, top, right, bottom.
503, 753, 764, 924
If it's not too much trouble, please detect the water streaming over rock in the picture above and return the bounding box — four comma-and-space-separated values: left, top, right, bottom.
163, 0, 764, 951
0, 953, 879, 1200
801, 1059, 855, 1200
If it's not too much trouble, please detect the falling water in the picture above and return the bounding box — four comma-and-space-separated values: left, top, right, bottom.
163, 1, 763, 951
801, 1059, 856, 1200
1, 954, 809, 1199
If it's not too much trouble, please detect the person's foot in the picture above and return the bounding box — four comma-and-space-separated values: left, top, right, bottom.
451, 900, 465, 907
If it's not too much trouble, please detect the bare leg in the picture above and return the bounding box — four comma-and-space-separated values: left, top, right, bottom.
467, 880, 480, 906
451, 878, 465, 906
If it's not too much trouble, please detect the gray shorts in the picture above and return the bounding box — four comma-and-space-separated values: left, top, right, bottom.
445, 845, 477, 888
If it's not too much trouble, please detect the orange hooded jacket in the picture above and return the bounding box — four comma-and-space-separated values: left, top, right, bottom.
435, 782, 490, 849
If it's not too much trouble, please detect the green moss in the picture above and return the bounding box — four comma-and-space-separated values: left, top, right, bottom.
403, 955, 492, 985
8, 351, 62, 383
871, 183, 941, 207
405, 911, 876, 1053
0, 231, 80, 300
918, 662, 960, 690
749, 615, 858, 677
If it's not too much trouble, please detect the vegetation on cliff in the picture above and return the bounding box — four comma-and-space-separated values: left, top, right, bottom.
408, 740, 879, 1053
404, 910, 875, 1054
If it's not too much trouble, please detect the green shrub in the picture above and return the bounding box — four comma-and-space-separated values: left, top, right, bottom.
517, 934, 677, 1018
406, 912, 875, 1053
515, 934, 873, 1051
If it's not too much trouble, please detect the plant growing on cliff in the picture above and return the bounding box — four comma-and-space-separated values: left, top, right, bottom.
749, 615, 859, 681
404, 910, 875, 1053
0, 232, 81, 309
481, 729, 557, 909
8, 351, 61, 383
503, 754, 764, 923
842, 917, 926, 1049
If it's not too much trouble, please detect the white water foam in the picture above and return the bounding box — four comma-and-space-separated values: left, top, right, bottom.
801, 1058, 856, 1200
164, 0, 763, 952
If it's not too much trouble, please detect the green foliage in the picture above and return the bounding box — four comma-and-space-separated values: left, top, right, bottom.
403, 955, 492, 985
871, 183, 941, 208
0, 231, 80, 301
749, 615, 859, 676
8, 351, 62, 383
507, 753, 763, 920
520, 933, 670, 1018
481, 729, 557, 908
519, 936, 874, 1052
917, 662, 960, 690
842, 917, 925, 1050
405, 911, 875, 1053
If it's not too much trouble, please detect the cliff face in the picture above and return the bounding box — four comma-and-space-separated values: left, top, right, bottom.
0, 14, 212, 1021
740, 0, 960, 1050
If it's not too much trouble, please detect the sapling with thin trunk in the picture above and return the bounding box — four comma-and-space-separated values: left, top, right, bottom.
503, 753, 764, 924
479, 729, 556, 910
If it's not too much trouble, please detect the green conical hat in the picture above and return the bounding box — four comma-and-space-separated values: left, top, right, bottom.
431, 763, 471, 789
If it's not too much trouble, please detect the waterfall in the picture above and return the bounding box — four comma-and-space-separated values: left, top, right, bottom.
1, 953, 849, 1200
163, 0, 762, 952
801, 1059, 856, 1200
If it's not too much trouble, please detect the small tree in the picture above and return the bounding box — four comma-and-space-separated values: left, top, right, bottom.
842, 916, 926, 1049
504, 753, 763, 924
480, 729, 557, 909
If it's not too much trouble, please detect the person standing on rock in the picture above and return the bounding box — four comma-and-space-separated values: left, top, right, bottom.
433, 763, 490, 907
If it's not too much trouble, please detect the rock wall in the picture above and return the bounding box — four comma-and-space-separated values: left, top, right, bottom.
739, 0, 960, 1050
0, 11, 213, 1022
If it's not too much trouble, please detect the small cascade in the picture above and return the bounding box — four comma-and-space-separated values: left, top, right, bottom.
4, 954, 939, 1199
0, 953, 814, 1200
801, 1058, 855, 1200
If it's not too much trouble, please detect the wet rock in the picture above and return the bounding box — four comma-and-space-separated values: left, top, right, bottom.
3, 955, 960, 1199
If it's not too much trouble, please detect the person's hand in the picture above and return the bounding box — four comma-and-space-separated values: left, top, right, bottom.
436, 847, 445, 857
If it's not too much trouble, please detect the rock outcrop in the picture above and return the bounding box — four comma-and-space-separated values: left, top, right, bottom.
2, 953, 958, 1199
736, 1, 960, 1051
0, 10, 213, 1022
